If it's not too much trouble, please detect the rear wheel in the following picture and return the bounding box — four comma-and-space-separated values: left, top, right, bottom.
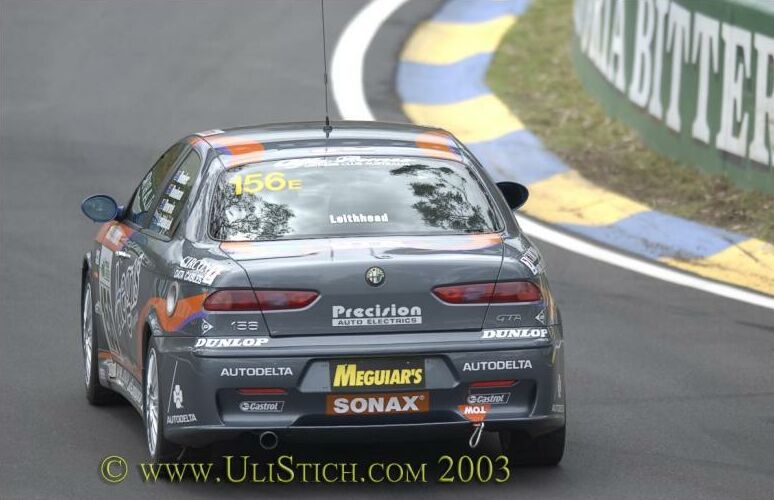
82, 282, 116, 405
500, 426, 565, 466
144, 344, 182, 462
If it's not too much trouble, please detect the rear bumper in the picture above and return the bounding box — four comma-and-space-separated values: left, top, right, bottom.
153, 328, 565, 447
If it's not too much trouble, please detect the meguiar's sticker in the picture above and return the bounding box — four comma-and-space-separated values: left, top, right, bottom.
229, 172, 302, 195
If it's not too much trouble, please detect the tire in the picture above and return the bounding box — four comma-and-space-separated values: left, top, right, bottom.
500, 426, 565, 467
82, 282, 117, 405
144, 343, 183, 462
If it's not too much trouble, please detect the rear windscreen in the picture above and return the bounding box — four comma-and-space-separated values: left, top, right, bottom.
209, 156, 501, 241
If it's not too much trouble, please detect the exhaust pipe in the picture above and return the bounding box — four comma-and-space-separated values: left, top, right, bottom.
258, 431, 279, 450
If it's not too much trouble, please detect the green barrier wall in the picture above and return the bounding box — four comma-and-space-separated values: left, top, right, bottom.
572, 0, 774, 194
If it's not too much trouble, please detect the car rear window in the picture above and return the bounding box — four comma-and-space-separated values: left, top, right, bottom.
209, 156, 501, 241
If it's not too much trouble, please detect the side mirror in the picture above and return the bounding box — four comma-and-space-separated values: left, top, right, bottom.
496, 182, 529, 210
81, 194, 120, 222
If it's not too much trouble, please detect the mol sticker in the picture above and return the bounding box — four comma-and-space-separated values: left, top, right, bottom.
458, 404, 491, 423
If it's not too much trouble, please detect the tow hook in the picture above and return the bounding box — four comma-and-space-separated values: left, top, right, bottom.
468, 422, 485, 449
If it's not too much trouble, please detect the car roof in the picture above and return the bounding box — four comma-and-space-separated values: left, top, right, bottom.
192, 121, 469, 168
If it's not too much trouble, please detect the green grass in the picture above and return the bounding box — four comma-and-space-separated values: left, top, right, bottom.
487, 0, 774, 243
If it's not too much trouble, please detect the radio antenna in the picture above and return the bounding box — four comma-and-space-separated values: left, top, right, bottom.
320, 0, 333, 138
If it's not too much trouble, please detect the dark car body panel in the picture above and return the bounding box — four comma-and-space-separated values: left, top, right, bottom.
82, 121, 565, 446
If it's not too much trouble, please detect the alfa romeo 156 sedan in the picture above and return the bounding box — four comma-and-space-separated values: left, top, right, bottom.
79, 122, 565, 465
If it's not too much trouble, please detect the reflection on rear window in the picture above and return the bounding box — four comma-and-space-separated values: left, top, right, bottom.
209, 156, 500, 241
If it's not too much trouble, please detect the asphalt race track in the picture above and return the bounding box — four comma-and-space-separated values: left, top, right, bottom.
1, 1, 773, 499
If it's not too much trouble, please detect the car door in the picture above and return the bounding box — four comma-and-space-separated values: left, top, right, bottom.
119, 147, 205, 370
103, 142, 188, 373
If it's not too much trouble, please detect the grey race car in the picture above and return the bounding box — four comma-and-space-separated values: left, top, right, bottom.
80, 122, 565, 465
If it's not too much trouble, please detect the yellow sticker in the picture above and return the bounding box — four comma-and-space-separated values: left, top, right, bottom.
229, 172, 302, 195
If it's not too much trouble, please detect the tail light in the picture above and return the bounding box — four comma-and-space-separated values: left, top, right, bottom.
432, 283, 494, 304
203, 290, 261, 311
238, 388, 287, 396
470, 380, 519, 389
490, 281, 542, 303
432, 281, 541, 304
204, 289, 318, 311
254, 290, 318, 311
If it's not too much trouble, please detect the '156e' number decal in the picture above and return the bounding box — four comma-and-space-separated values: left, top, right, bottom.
229, 172, 302, 195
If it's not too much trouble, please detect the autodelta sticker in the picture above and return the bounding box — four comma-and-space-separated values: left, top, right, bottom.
220, 367, 293, 377
481, 328, 549, 340
194, 337, 269, 348
331, 304, 422, 327
167, 414, 197, 424
326, 391, 429, 416
462, 359, 532, 371
165, 366, 197, 425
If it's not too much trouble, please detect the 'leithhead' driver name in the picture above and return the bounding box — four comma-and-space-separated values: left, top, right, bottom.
332, 304, 422, 327
329, 213, 389, 224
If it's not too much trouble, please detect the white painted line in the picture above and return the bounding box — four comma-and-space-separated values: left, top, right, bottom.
516, 216, 774, 310
331, 0, 774, 310
331, 0, 411, 120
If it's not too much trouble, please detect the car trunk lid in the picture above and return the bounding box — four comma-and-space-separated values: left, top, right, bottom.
221, 234, 504, 336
